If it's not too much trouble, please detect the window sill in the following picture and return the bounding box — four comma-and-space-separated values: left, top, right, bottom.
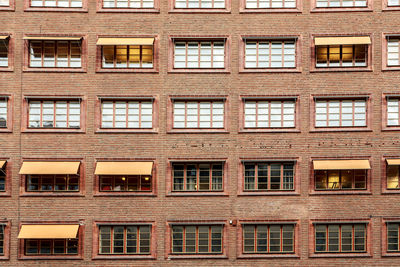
382, 126, 400, 131
19, 255, 83, 260
168, 69, 230, 74
383, 6, 400, 11
94, 192, 157, 197
0, 7, 14, 11
239, 8, 301, 13
96, 68, 158, 73
0, 128, 12, 133
310, 67, 372, 73
310, 128, 372, 133
0, 67, 13, 72
24, 7, 88, 12
310, 190, 371, 195
97, 8, 159, 13
309, 252, 371, 258
22, 129, 85, 134
167, 254, 227, 260
239, 68, 301, 73
167, 129, 229, 134
239, 128, 300, 133
383, 66, 400, 71
93, 255, 156, 260
237, 254, 299, 259
382, 252, 400, 257
0, 255, 10, 260
95, 129, 158, 134
20, 192, 84, 197
382, 189, 400, 194
169, 9, 230, 14
238, 191, 299, 196
310, 7, 372, 13
23, 68, 86, 73
0, 192, 11, 197
167, 192, 228, 197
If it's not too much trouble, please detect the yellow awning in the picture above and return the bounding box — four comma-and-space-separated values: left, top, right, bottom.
95, 161, 153, 175
313, 160, 371, 170
387, 159, 400, 165
23, 36, 82, 41
18, 225, 79, 239
315, 36, 371, 46
96, 38, 154, 46
0, 36, 9, 40
0, 161, 5, 168
19, 161, 80, 175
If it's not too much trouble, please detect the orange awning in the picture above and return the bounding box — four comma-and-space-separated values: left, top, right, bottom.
18, 224, 79, 239
0, 161, 5, 168
95, 161, 153, 175
0, 36, 9, 40
315, 36, 371, 46
23, 36, 82, 41
313, 160, 371, 170
387, 159, 400, 165
96, 37, 154, 46
19, 161, 80, 175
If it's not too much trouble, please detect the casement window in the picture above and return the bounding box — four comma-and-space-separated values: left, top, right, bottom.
172, 163, 223, 191
388, 0, 400, 6
244, 39, 296, 68
0, 225, 3, 255
244, 100, 295, 128
244, 162, 294, 191
245, 0, 295, 8
101, 100, 153, 129
0, 98, 7, 128
171, 225, 223, 254
25, 239, 78, 255
0, 162, 5, 192
28, 39, 82, 68
387, 223, 400, 252
99, 175, 151, 192
174, 0, 225, 8
173, 40, 225, 69
0, 0, 9, 6
387, 38, 400, 67
99, 225, 151, 255
315, 99, 367, 128
0, 38, 8, 67
28, 100, 81, 129
103, 0, 153, 8
315, 224, 366, 253
315, 0, 367, 7
315, 36, 370, 68
30, 0, 82, 7
243, 224, 294, 253
387, 98, 400, 126
386, 159, 400, 189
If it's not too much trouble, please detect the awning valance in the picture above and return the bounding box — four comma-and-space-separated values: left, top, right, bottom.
95, 161, 153, 175
18, 225, 79, 239
387, 159, 400, 165
313, 160, 371, 170
315, 36, 371, 46
0, 161, 5, 169
0, 36, 9, 40
23, 36, 82, 41
96, 37, 154, 46
19, 161, 80, 175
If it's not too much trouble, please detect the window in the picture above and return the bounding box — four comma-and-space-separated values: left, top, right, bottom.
316, 45, 367, 67
315, 170, 367, 190
172, 163, 223, 191
101, 45, 153, 68
173, 100, 224, 129
28, 100, 81, 129
388, 0, 400, 6
173, 40, 225, 69
0, 38, 8, 68
0, 0, 9, 6
0, 164, 4, 191
171, 225, 223, 254
25, 239, 78, 255
101, 100, 153, 129
174, 0, 224, 8
244, 100, 295, 128
103, 0, 153, 8
244, 39, 296, 68
315, 99, 367, 128
315, 0, 367, 7
99, 175, 151, 192
244, 162, 294, 191
242, 224, 294, 254
387, 38, 400, 67
387, 223, 400, 252
30, 0, 82, 7
315, 224, 366, 253
245, 0, 295, 8
387, 98, 400, 126
0, 225, 3, 255
26, 175, 79, 192
386, 160, 400, 189
29, 40, 82, 68
0, 98, 7, 128
99, 225, 151, 255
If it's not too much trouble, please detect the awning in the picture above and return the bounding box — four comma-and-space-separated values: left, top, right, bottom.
95, 161, 153, 175
315, 36, 371, 46
0, 161, 5, 169
23, 36, 82, 41
18, 225, 79, 239
19, 161, 80, 175
0, 36, 9, 40
313, 160, 371, 170
96, 38, 154, 46
387, 159, 400, 165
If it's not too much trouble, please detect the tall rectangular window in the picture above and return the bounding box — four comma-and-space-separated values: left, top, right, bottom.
387, 223, 400, 252
0, 225, 3, 255
244, 100, 295, 128
315, 99, 367, 127
316, 0, 367, 7
244, 40, 296, 68
172, 163, 223, 191
0, 98, 7, 128
171, 225, 223, 254
28, 100, 81, 129
25, 239, 78, 255
173, 101, 224, 129
316, 45, 367, 67
175, 0, 225, 8
29, 40, 81, 68
102, 45, 153, 68
243, 224, 294, 253
101, 100, 153, 129
174, 40, 225, 69
27, 174, 79, 192
315, 224, 366, 253
0, 39, 8, 67
315, 170, 367, 190
0, 163, 5, 192
103, 0, 153, 8
99, 225, 151, 254
387, 38, 400, 67
30, 0, 82, 7
387, 163, 400, 189
387, 98, 400, 126
244, 162, 294, 191
245, 0, 295, 8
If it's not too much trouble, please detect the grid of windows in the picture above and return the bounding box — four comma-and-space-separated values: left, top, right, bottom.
28, 100, 81, 129
0, 98, 7, 128
243, 224, 294, 253
315, 170, 367, 190
99, 175, 152, 192
30, 0, 82, 7
387, 98, 400, 126
101, 45, 153, 68
387, 223, 400, 252
175, 0, 225, 8
316, 0, 367, 7
244, 100, 295, 128
25, 239, 78, 255
316, 45, 367, 67
172, 225, 223, 254
0, 0, 8, 6
315, 99, 367, 127
27, 175, 79, 192
244, 162, 294, 191
101, 101, 152, 129
0, 39, 8, 67
0, 164, 4, 192
103, 0, 153, 8
173, 101, 224, 129
315, 224, 366, 253
388, 0, 400, 6
174, 41, 225, 68
29, 40, 81, 68
387, 165, 400, 189
99, 225, 151, 254
245, 40, 295, 68
245, 0, 295, 8
387, 38, 400, 66
0, 225, 3, 255
172, 163, 223, 191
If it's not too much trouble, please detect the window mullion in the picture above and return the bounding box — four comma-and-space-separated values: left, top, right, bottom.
66, 101, 70, 128
125, 102, 129, 128
112, 102, 116, 128
138, 101, 142, 128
